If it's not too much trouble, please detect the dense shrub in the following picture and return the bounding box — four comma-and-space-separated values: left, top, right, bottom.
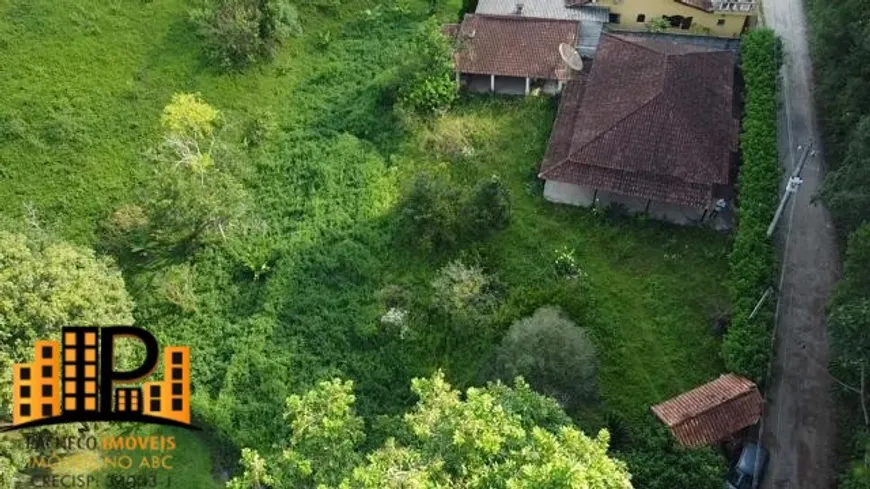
823, 117, 870, 235
492, 306, 597, 411
811, 0, 870, 479
399, 173, 512, 251
396, 19, 456, 115
809, 0, 870, 169
464, 175, 511, 239
722, 29, 781, 383
399, 173, 464, 251
618, 416, 725, 489
431, 260, 499, 319
191, 0, 301, 70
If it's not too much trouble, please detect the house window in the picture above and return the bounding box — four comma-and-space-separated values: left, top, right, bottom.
637, 14, 646, 22
666, 15, 684, 28
681, 16, 693, 29
609, 13, 621, 24
717, 18, 726, 26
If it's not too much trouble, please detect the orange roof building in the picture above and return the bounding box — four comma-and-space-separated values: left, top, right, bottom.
651, 374, 763, 447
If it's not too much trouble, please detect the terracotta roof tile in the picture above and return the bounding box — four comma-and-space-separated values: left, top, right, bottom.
651, 374, 763, 447
539, 33, 738, 208
454, 14, 579, 79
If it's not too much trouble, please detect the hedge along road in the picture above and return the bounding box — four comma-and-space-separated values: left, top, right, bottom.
758, 0, 839, 487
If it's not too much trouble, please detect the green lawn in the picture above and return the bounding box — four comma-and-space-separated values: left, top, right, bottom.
1, 0, 728, 480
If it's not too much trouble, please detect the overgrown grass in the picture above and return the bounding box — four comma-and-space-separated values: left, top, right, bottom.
1, 0, 729, 480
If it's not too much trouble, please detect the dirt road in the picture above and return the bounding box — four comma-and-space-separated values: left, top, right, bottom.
758, 0, 840, 488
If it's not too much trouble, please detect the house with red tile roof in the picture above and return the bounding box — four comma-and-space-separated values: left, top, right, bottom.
651, 374, 763, 447
539, 33, 738, 227
444, 14, 580, 95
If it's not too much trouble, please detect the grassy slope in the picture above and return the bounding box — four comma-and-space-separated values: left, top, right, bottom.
1, 0, 727, 480
399, 99, 726, 421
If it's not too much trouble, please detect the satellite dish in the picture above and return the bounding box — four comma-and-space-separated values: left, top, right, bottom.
559, 43, 584, 71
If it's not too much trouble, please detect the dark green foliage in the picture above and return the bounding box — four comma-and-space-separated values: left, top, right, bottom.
618, 416, 726, 489
492, 306, 597, 412
400, 173, 464, 251
459, 0, 479, 17
396, 19, 457, 114
464, 175, 512, 239
823, 117, 870, 234
808, 0, 870, 169
838, 429, 870, 489
400, 173, 512, 251
827, 226, 870, 426
722, 29, 781, 383
191, 0, 301, 70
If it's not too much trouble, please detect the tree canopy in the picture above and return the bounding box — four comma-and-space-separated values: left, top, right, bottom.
229, 372, 632, 489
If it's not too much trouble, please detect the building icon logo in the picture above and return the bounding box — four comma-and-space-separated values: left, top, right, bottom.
4, 326, 194, 432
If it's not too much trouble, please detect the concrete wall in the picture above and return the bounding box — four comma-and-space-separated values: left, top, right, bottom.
596, 0, 751, 38
543, 180, 731, 229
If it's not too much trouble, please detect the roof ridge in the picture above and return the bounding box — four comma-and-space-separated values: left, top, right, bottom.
539, 92, 665, 178
671, 375, 756, 427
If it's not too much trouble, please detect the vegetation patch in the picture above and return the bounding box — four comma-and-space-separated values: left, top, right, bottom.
722, 28, 782, 384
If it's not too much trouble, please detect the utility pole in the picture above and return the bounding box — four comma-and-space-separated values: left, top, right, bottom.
767, 142, 813, 237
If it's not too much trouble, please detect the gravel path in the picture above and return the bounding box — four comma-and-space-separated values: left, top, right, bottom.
757, 0, 840, 488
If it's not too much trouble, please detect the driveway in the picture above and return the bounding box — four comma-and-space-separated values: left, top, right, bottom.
757, 0, 840, 488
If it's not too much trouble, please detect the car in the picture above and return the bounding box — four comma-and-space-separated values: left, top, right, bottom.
726, 442, 769, 489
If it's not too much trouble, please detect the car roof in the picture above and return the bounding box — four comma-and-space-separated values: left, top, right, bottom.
737, 442, 769, 473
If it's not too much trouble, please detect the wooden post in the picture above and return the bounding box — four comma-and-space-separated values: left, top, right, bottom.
490, 75, 495, 92
525, 77, 530, 95
592, 189, 598, 208
644, 199, 651, 213
701, 208, 708, 222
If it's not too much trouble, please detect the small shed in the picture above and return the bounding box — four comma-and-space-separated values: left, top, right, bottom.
448, 14, 580, 95
651, 374, 763, 448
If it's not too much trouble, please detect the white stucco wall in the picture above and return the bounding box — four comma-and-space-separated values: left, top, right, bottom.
543, 180, 730, 228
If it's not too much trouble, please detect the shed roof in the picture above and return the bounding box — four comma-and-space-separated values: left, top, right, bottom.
651, 374, 763, 447
452, 14, 579, 79
539, 33, 738, 207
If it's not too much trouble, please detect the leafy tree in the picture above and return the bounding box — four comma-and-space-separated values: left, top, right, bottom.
399, 174, 511, 251
191, 0, 301, 70
430, 260, 499, 320
280, 379, 365, 488
399, 174, 462, 251
492, 306, 597, 411
464, 175, 511, 239
227, 448, 273, 489
0, 231, 133, 489
0, 231, 133, 358
827, 226, 870, 426
842, 223, 870, 297
343, 372, 631, 488
396, 19, 456, 115
229, 373, 632, 488
105, 94, 249, 255
823, 117, 870, 234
